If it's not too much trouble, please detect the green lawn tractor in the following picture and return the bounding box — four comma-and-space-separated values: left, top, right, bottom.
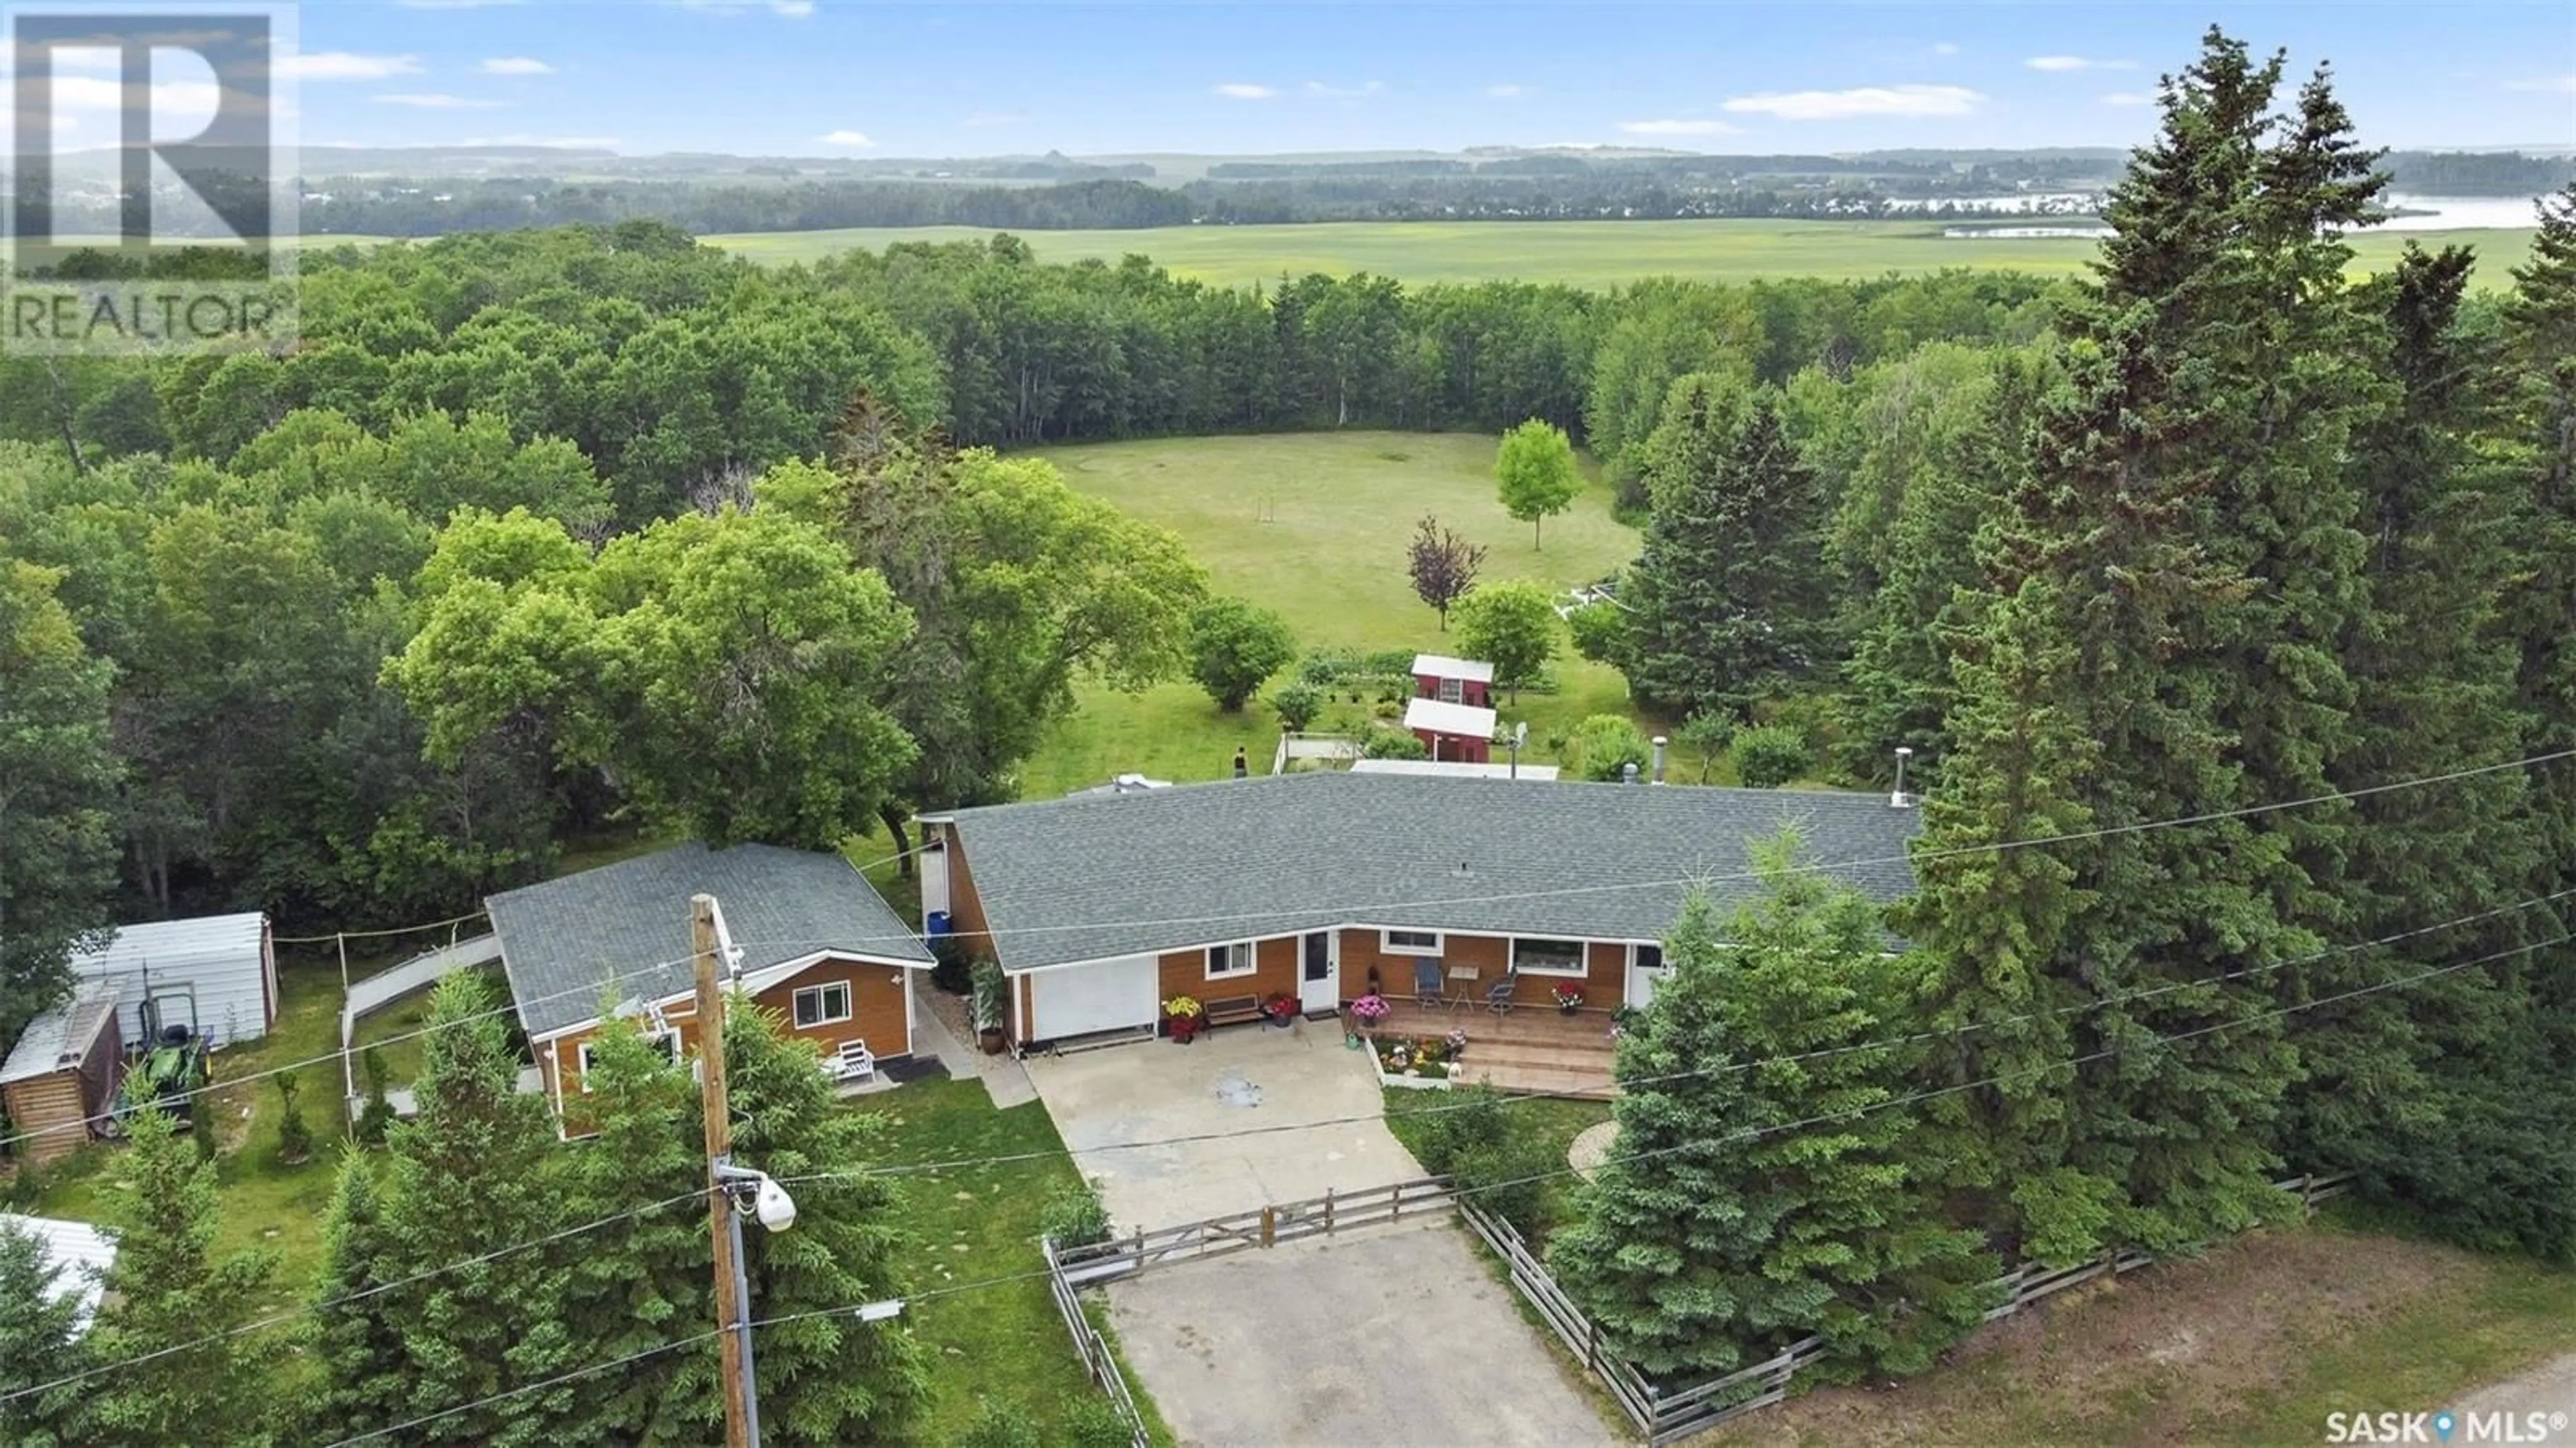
101, 990, 211, 1135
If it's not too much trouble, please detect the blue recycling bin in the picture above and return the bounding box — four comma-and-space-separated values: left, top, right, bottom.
926, 910, 951, 938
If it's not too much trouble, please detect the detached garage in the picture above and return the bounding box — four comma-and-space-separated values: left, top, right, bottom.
71, 913, 278, 1051
1024, 955, 1159, 1044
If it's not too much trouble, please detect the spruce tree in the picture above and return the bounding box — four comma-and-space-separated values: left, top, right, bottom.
83, 1091, 278, 1448
1912, 28, 2384, 1257
310, 1147, 407, 1437
1551, 854, 1992, 1381
0, 1223, 88, 1448
1623, 395, 1830, 716
370, 973, 580, 1446
2501, 185, 2576, 901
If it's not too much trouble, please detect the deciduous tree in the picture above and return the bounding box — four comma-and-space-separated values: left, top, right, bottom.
1405, 513, 1485, 631
1454, 580, 1558, 705
1494, 419, 1582, 549
1185, 596, 1297, 712
0, 560, 119, 1048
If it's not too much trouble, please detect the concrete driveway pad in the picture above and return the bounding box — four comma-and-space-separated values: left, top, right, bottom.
1024, 1019, 1424, 1226
1105, 1218, 1616, 1447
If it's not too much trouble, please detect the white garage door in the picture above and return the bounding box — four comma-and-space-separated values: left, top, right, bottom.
1032, 955, 1159, 1041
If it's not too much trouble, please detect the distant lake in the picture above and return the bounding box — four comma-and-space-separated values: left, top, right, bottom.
1937, 193, 2546, 241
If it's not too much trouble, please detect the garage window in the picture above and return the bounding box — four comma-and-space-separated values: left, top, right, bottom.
793, 981, 852, 1029
1205, 941, 1256, 980
1630, 943, 1663, 973
1512, 938, 1589, 977
1381, 929, 1443, 956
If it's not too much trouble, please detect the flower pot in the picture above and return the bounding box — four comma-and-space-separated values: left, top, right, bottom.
978, 1026, 1006, 1055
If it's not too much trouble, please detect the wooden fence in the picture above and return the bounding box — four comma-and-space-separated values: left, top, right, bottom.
1052, 1176, 1459, 1287
1458, 1169, 2359, 1445
1039, 1236, 1152, 1448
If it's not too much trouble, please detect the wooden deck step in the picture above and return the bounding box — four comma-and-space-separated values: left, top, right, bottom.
1454, 1039, 1622, 1074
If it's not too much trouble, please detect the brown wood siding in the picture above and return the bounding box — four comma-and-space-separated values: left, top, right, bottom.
1157, 936, 1299, 1006
1338, 929, 1634, 1009
3, 1074, 87, 1169
942, 824, 995, 960
546, 958, 912, 1115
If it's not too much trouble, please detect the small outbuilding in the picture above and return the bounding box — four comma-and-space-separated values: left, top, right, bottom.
0, 994, 123, 1169
0, 1212, 119, 1334
70, 913, 278, 1051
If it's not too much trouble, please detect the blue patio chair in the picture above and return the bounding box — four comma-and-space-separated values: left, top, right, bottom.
1485, 969, 1519, 1017
1413, 957, 1446, 1009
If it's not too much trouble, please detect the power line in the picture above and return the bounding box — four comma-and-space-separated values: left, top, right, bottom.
317, 930, 2569, 1446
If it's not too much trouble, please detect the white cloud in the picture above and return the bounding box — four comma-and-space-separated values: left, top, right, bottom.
34, 73, 225, 117
1303, 80, 1385, 100
1721, 84, 1984, 121
816, 129, 875, 147
2100, 91, 2153, 107
1214, 83, 1277, 100
479, 57, 553, 76
1487, 83, 1531, 99
1932, 42, 1961, 56
1618, 117, 1745, 136
2025, 55, 2137, 72
280, 52, 423, 81
2504, 75, 2576, 94
373, 93, 508, 109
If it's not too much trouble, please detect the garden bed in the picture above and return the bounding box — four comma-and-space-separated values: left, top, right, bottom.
1359, 1027, 1469, 1092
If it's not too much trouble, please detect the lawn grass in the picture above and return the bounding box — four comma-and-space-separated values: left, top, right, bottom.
1018, 430, 1664, 796
709, 218, 2542, 292
871, 1076, 1175, 1447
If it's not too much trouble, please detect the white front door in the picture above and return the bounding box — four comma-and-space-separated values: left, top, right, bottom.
1625, 943, 1672, 1011
1299, 931, 1338, 1015
1031, 955, 1159, 1041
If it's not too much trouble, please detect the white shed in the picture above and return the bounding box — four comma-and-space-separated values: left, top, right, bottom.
69, 913, 278, 1051
0, 1212, 117, 1335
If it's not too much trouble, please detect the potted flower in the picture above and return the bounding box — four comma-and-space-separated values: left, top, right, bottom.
1263, 994, 1298, 1028
1348, 990, 1391, 1037
1163, 994, 1205, 1044
1444, 1026, 1469, 1060
1551, 983, 1585, 1016
971, 960, 1010, 1055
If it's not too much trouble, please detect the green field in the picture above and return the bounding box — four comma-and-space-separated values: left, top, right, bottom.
1014, 430, 1659, 797
708, 218, 2542, 291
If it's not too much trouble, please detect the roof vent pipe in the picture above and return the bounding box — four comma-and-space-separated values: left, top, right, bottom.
1622, 762, 1640, 786
1891, 747, 1917, 809
1651, 736, 1668, 786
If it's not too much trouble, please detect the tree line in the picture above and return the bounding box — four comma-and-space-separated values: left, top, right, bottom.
1535, 32, 2576, 1391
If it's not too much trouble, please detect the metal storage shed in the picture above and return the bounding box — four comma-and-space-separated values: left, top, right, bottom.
0, 1213, 119, 1335
0, 994, 123, 1169
68, 913, 278, 1051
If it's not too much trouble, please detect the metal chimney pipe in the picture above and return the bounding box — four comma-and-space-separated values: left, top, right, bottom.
1650, 736, 1668, 786
1622, 762, 1640, 786
1892, 746, 1914, 808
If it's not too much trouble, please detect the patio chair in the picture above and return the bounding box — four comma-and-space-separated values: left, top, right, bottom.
1412, 958, 1446, 1010
1485, 970, 1519, 1017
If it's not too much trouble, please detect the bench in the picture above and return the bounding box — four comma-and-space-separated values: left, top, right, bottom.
820, 1039, 875, 1083
1201, 995, 1267, 1029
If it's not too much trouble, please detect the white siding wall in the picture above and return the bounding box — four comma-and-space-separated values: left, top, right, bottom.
70, 914, 275, 1050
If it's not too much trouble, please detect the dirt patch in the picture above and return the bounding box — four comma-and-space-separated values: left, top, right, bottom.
1697, 1225, 2466, 1448
1569, 1121, 1619, 1182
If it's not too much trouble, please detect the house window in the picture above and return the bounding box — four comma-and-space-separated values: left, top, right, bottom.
1205, 941, 1256, 980
1438, 677, 1463, 704
1513, 938, 1589, 977
793, 981, 853, 1029
1631, 943, 1664, 973
1381, 929, 1443, 956
576, 1030, 682, 1092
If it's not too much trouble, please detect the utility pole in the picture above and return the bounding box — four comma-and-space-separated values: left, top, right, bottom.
695, 893, 761, 1448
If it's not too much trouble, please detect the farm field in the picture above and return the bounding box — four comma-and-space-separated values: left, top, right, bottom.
1014, 430, 1660, 797
707, 217, 2544, 290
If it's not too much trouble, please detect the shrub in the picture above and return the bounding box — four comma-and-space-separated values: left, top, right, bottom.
1566, 599, 1630, 668
1186, 597, 1297, 712
1676, 708, 1736, 783
1360, 727, 1428, 761
1041, 1176, 1115, 1249
1453, 1137, 1550, 1237
970, 959, 1008, 1033
1059, 1397, 1134, 1448
354, 1046, 396, 1147
275, 1069, 313, 1166
958, 1396, 1042, 1448
1733, 724, 1813, 789
930, 933, 975, 996
1269, 681, 1324, 732
1566, 713, 1654, 782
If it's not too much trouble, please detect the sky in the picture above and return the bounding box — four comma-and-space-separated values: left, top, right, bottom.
24, 1, 2576, 158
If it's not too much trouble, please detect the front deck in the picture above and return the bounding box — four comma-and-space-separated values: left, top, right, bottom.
1364, 997, 1619, 1100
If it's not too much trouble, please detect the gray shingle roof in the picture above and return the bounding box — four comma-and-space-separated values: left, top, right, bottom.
949, 772, 1924, 972
486, 842, 930, 1041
